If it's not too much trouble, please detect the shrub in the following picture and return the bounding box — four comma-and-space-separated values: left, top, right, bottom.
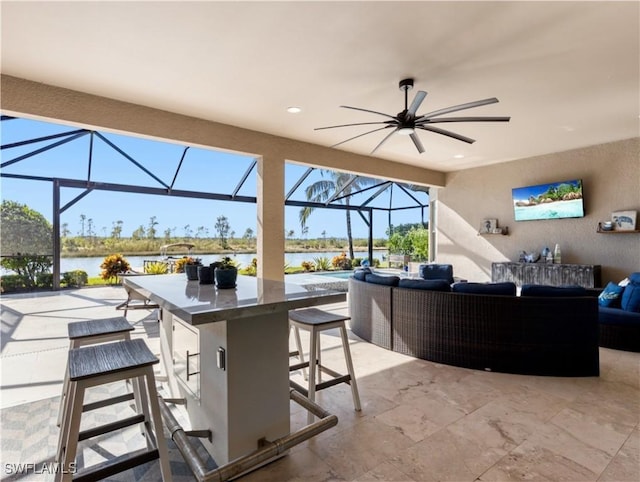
301, 260, 315, 272
244, 257, 257, 276
144, 262, 169, 275
313, 256, 332, 271
62, 270, 88, 288
174, 256, 201, 273
1, 275, 29, 292
331, 252, 352, 270
0, 253, 53, 289
36, 272, 53, 288
352, 257, 362, 267
100, 253, 131, 282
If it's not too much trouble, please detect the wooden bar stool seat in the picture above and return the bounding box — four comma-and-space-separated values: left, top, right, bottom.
56, 339, 172, 481
289, 308, 361, 422
57, 317, 135, 427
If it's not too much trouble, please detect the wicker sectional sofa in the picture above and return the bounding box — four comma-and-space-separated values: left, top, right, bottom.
348, 277, 600, 376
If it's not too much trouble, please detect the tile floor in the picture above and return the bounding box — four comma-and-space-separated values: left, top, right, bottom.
1, 286, 639, 481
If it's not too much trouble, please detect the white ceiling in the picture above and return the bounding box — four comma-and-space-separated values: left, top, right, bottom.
2, 1, 639, 173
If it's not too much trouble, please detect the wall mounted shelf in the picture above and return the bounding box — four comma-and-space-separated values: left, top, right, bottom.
478, 226, 509, 236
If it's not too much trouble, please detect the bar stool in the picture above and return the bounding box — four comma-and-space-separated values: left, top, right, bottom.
289, 308, 361, 422
56, 338, 172, 481
57, 317, 134, 427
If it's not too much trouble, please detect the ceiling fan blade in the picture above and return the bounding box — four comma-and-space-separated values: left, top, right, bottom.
418, 125, 476, 144
331, 126, 394, 149
407, 90, 427, 117
371, 128, 399, 154
315, 121, 394, 131
416, 97, 499, 122
418, 116, 511, 124
340, 105, 398, 121
409, 132, 425, 153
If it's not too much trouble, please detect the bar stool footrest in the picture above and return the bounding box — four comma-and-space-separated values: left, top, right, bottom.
78, 414, 145, 441
82, 392, 135, 413
316, 375, 351, 391
73, 447, 159, 482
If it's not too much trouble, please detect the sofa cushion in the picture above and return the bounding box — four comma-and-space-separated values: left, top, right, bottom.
452, 282, 516, 296
353, 268, 371, 281
418, 264, 454, 284
620, 282, 640, 312
599, 306, 640, 325
521, 284, 587, 297
365, 273, 400, 287
398, 278, 451, 292
598, 282, 625, 307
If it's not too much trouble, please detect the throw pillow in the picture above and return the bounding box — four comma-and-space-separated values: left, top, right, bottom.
520, 284, 587, 297
398, 278, 451, 292
418, 264, 454, 284
628, 272, 640, 284
620, 282, 640, 312
365, 273, 400, 287
452, 282, 517, 296
598, 282, 625, 307
353, 268, 371, 281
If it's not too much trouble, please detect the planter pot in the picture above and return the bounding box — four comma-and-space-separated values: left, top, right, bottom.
215, 267, 238, 289
197, 266, 214, 285
185, 264, 200, 281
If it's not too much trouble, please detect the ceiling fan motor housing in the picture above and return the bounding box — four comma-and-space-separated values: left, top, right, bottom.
399, 78, 414, 91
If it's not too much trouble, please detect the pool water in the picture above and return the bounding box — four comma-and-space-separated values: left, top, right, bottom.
312, 271, 354, 279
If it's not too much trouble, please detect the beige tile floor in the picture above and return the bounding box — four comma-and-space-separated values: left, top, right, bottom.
1, 286, 639, 481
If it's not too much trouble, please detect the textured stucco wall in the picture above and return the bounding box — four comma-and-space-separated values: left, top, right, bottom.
435, 138, 640, 285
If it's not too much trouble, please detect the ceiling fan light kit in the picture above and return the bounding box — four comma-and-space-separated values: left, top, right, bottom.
316, 78, 510, 155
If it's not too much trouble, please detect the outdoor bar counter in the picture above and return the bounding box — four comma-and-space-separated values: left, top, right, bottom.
122, 273, 346, 466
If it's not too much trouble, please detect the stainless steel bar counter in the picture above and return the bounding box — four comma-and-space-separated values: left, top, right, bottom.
122, 274, 346, 465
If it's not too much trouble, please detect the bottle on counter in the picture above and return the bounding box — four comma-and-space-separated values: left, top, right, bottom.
553, 244, 562, 264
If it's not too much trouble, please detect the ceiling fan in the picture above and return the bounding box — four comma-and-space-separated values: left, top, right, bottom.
315, 78, 510, 154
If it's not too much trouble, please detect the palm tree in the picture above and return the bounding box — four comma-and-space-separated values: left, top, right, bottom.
299, 171, 376, 259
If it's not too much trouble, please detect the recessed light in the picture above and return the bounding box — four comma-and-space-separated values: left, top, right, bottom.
287, 107, 302, 114
453, 154, 465, 159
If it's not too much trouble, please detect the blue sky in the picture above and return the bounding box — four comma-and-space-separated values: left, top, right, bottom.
1, 117, 428, 239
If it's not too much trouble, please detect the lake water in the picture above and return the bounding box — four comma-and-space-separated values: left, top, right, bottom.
60, 251, 384, 277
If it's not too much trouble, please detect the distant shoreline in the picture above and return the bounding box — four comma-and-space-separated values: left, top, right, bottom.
60, 246, 388, 259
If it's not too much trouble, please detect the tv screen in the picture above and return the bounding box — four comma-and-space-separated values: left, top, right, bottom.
512, 179, 584, 221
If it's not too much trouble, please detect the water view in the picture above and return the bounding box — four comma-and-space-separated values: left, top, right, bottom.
61, 251, 384, 277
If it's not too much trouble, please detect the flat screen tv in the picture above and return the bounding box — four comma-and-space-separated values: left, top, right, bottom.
512, 179, 584, 221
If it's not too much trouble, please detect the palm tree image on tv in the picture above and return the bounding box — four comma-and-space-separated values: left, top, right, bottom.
512, 179, 584, 221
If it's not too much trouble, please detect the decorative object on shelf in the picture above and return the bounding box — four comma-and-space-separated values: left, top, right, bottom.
214, 256, 238, 289
478, 220, 508, 235
598, 221, 614, 231
612, 210, 637, 231
553, 244, 562, 264
541, 246, 553, 263
520, 251, 540, 263
479, 219, 497, 234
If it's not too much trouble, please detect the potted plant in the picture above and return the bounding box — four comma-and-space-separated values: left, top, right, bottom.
214, 256, 238, 289
179, 256, 202, 281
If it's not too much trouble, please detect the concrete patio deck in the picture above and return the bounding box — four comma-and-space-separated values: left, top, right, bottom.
1, 285, 639, 481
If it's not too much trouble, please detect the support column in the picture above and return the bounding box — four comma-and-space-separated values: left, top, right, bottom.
256, 156, 285, 281
429, 188, 438, 262
52, 180, 61, 290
